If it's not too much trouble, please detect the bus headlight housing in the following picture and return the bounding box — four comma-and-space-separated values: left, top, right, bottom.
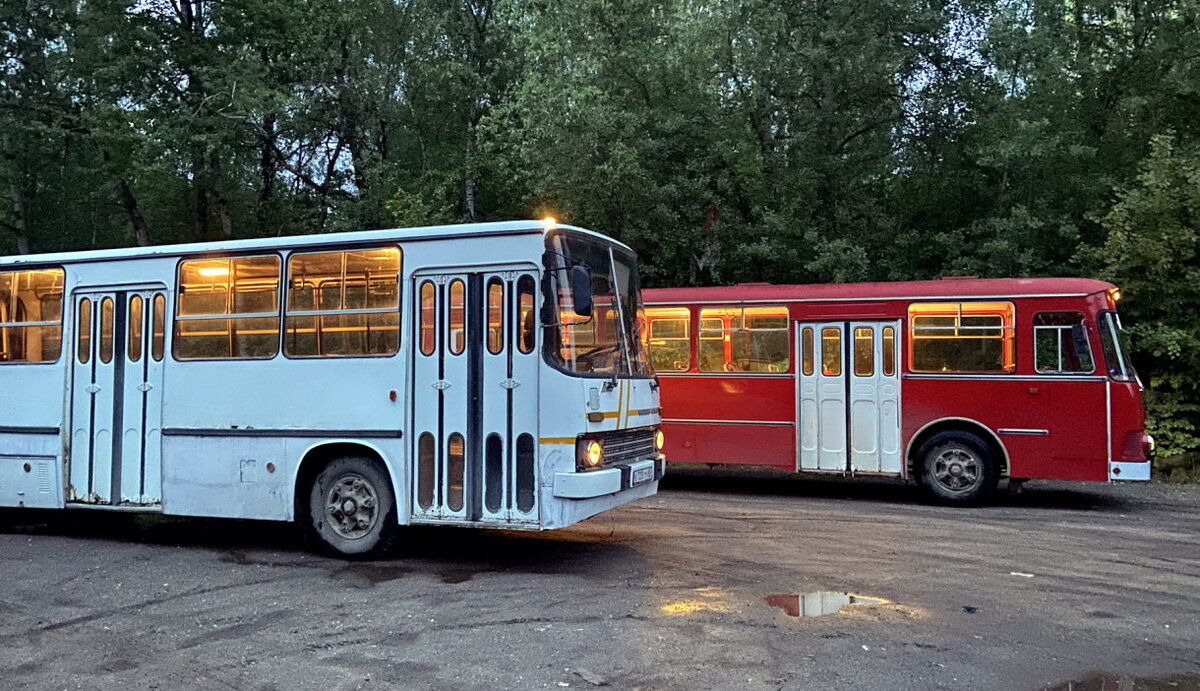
577, 439, 603, 470
655, 429, 665, 452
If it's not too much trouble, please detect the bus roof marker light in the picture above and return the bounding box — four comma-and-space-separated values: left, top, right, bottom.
1107, 287, 1121, 308
542, 216, 557, 229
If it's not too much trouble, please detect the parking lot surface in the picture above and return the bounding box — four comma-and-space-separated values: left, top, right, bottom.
2, 472, 1199, 690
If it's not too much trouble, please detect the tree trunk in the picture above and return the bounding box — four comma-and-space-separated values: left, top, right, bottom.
464, 106, 479, 221
117, 178, 150, 246
209, 152, 233, 240
7, 179, 30, 255
257, 113, 277, 230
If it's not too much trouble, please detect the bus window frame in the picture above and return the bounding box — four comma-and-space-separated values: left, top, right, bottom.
907, 300, 1017, 375
1033, 310, 1096, 375
282, 245, 403, 360
696, 305, 791, 374
172, 252, 284, 362
0, 266, 66, 366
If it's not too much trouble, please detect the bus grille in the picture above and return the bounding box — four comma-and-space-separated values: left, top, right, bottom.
602, 428, 657, 465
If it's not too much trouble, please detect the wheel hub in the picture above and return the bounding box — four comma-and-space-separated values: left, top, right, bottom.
326, 474, 379, 540
932, 447, 981, 494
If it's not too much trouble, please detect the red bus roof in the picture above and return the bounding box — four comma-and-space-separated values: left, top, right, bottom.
643, 277, 1116, 304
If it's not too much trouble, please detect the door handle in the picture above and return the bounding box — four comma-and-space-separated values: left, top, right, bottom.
85, 384, 101, 394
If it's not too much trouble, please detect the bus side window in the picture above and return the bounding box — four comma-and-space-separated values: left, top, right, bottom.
487, 278, 504, 355
0, 268, 65, 364
517, 275, 536, 354
77, 298, 92, 364
175, 255, 281, 360
128, 295, 144, 363
908, 302, 1015, 373
698, 306, 788, 372
802, 327, 814, 376
853, 327, 873, 376
882, 326, 895, 376
419, 281, 436, 356
821, 328, 841, 376
1034, 311, 1094, 374
285, 247, 401, 357
151, 294, 166, 362
646, 307, 690, 371
449, 279, 466, 355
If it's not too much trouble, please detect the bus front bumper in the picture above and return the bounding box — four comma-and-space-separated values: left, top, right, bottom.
553, 457, 666, 499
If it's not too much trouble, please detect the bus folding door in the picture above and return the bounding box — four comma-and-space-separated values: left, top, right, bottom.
411, 268, 539, 524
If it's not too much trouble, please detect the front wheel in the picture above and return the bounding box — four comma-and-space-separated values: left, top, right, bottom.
917, 431, 999, 506
307, 456, 398, 558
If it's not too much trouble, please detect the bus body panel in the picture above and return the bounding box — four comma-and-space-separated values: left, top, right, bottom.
0, 221, 662, 533
646, 277, 1149, 488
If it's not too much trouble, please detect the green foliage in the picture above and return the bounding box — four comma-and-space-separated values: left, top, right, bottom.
4, 0, 1200, 457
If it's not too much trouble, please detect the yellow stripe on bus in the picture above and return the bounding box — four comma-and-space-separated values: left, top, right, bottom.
539, 437, 576, 445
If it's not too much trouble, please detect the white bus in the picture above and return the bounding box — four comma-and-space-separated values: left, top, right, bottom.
0, 220, 664, 557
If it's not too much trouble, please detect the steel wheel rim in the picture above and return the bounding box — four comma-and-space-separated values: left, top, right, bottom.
931, 446, 982, 494
325, 473, 379, 540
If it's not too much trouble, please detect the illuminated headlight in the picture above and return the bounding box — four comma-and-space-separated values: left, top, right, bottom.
583, 440, 603, 468
655, 429, 665, 452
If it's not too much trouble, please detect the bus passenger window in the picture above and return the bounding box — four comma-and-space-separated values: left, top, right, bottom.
646, 307, 690, 371
1034, 311, 1094, 374
882, 326, 895, 376
487, 278, 504, 355
449, 280, 465, 355
285, 247, 401, 357
853, 327, 874, 377
821, 328, 841, 376
419, 281, 436, 356
698, 306, 789, 372
908, 302, 1015, 373
128, 295, 143, 363
802, 327, 814, 376
0, 268, 65, 364
151, 294, 166, 361
77, 298, 92, 365
99, 297, 115, 364
175, 255, 281, 360
517, 275, 536, 354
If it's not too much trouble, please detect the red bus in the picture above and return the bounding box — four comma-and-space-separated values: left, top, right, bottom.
643, 278, 1152, 504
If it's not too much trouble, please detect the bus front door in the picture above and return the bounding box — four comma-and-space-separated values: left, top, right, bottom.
68, 290, 166, 506
411, 269, 540, 525
797, 321, 901, 475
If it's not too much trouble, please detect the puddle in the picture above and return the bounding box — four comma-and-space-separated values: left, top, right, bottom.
1041, 672, 1200, 690
331, 563, 412, 589
438, 567, 480, 584
764, 591, 890, 618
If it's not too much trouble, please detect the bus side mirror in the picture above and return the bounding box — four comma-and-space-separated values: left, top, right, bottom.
571, 265, 593, 317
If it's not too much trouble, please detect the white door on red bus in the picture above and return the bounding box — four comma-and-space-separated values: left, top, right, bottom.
797, 322, 847, 471
848, 322, 902, 473
410, 268, 540, 524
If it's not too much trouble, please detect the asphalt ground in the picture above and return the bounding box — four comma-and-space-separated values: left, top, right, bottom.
1, 471, 1198, 690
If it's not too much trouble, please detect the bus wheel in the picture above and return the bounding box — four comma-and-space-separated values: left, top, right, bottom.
307, 456, 398, 558
917, 431, 998, 506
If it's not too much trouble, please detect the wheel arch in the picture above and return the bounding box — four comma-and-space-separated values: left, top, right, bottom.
905, 417, 1010, 479
292, 440, 398, 523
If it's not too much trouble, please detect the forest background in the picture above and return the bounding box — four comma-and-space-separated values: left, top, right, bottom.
3, 0, 1200, 469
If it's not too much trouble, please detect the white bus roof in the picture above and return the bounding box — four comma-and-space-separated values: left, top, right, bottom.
0, 220, 631, 267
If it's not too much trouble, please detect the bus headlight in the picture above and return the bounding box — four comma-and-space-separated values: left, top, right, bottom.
655, 429, 665, 452
583, 440, 603, 468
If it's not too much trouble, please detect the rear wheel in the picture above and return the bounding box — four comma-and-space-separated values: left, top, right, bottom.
306, 456, 398, 558
917, 431, 999, 506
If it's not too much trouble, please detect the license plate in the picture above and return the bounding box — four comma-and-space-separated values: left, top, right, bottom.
631, 465, 654, 486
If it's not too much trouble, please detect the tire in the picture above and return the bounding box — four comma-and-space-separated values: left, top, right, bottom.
306, 456, 398, 558
917, 431, 999, 506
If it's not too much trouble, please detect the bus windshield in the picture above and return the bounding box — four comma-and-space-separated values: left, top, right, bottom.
1098, 311, 1138, 381
545, 232, 652, 377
